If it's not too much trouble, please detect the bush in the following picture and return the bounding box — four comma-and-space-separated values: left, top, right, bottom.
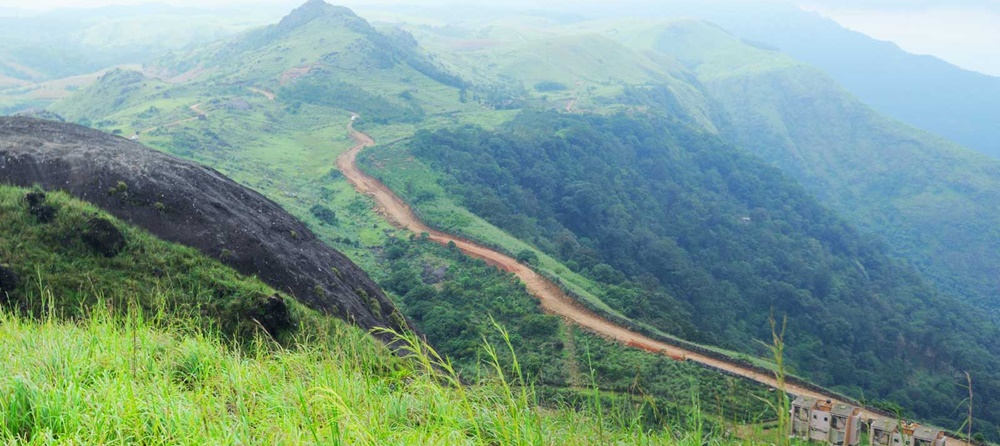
534, 81, 568, 92
515, 249, 538, 265
310, 204, 338, 226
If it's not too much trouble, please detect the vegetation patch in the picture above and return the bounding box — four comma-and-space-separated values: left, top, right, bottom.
0, 185, 300, 342
280, 74, 424, 124
534, 80, 568, 92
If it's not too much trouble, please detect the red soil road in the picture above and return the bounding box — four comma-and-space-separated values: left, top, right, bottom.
337, 118, 960, 443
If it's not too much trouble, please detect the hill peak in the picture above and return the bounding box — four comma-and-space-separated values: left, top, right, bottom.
279, 0, 363, 31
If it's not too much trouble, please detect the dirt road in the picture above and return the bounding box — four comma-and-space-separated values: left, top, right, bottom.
138, 103, 207, 135
565, 80, 583, 112
189, 103, 207, 116
336, 118, 960, 444
249, 87, 276, 101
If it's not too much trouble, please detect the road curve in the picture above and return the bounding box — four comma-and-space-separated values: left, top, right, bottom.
335, 118, 958, 443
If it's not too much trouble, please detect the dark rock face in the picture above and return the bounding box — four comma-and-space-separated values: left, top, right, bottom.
82, 217, 126, 257
26, 191, 57, 223
0, 264, 19, 299
29, 204, 57, 223
0, 117, 411, 343
25, 191, 46, 207
248, 294, 293, 337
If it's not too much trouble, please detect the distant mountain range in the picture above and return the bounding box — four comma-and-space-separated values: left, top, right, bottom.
390, 0, 1000, 158
581, 0, 1000, 158
0, 4, 278, 82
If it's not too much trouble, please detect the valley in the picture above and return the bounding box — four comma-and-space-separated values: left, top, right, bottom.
343, 114, 968, 445
2, 0, 999, 443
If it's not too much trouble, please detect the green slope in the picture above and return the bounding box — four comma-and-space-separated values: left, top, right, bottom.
0, 184, 743, 444
364, 109, 1000, 432
0, 185, 305, 342
622, 20, 1000, 321
404, 21, 719, 130
370, 15, 1000, 435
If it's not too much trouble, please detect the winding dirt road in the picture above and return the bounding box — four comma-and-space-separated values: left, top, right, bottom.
138, 103, 207, 135
336, 117, 959, 443
339, 119, 820, 391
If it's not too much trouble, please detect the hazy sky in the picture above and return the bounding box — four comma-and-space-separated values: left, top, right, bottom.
802, 2, 1000, 76
1, 0, 997, 76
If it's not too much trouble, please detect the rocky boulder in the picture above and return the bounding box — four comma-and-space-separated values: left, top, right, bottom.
25, 191, 57, 223
0, 117, 411, 343
0, 264, 19, 300
82, 217, 126, 257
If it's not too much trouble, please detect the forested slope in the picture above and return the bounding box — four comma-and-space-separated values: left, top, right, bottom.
374, 110, 1000, 431
624, 20, 1000, 322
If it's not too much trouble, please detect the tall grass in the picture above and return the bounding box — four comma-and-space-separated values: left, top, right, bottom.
754, 313, 790, 446
0, 301, 768, 445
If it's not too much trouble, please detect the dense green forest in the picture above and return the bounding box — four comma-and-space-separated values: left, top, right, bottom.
388, 110, 1000, 435
279, 74, 425, 124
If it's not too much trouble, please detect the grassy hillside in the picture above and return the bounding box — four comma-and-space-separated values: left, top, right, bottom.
0, 184, 753, 445
403, 21, 719, 130
0, 185, 304, 341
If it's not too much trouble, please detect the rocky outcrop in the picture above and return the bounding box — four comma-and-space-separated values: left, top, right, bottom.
25, 190, 57, 223
0, 264, 18, 300
0, 117, 411, 342
82, 217, 126, 257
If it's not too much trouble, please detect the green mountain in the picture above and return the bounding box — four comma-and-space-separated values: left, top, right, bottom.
377, 14, 1000, 435
149, 0, 462, 98
405, 23, 720, 131
404, 15, 1000, 327
364, 109, 999, 432
614, 20, 1000, 320
41, 0, 1000, 439
608, 0, 1000, 159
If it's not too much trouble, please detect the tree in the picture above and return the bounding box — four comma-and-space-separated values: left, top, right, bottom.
515, 249, 539, 265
